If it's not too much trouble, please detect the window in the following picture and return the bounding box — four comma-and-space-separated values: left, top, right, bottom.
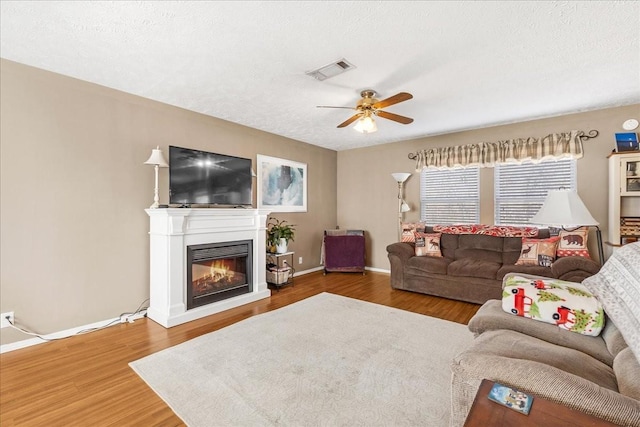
495, 159, 576, 225
420, 167, 480, 224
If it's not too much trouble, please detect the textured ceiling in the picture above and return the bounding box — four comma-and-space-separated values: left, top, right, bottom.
1, 1, 639, 151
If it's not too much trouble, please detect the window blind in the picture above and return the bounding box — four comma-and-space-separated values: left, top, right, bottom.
420, 167, 480, 224
495, 159, 576, 225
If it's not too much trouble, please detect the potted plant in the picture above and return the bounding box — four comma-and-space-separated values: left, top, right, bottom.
267, 217, 296, 253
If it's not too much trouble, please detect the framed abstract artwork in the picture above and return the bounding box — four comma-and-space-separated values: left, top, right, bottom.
257, 155, 307, 212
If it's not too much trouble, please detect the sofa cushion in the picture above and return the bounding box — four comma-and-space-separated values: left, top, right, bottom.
503, 236, 526, 265
501, 274, 605, 336
414, 232, 442, 257
515, 236, 560, 267
448, 258, 501, 280
614, 347, 640, 401
454, 234, 504, 263
557, 227, 592, 259
406, 255, 451, 275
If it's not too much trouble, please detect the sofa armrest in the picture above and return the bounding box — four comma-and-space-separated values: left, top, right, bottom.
551, 256, 600, 281
386, 242, 414, 262
468, 300, 613, 365
386, 242, 415, 289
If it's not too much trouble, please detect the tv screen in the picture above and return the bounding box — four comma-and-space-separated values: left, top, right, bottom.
169, 146, 252, 207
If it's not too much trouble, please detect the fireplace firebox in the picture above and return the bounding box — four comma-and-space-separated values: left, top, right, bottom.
186, 240, 253, 309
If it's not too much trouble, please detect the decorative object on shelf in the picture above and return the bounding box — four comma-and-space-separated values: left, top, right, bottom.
391, 173, 411, 241
615, 132, 639, 152
407, 130, 598, 170
530, 188, 604, 265
144, 146, 169, 209
257, 155, 307, 212
622, 119, 639, 131
266, 217, 296, 254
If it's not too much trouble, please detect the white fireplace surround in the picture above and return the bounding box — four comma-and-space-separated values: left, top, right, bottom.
145, 208, 272, 328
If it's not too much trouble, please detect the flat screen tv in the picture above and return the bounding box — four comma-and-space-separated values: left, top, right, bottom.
169, 146, 252, 207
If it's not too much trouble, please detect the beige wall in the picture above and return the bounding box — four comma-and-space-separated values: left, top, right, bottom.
2, 57, 638, 347
338, 104, 640, 270
0, 59, 337, 345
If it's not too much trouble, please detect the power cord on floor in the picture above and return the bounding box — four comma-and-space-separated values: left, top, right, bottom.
3, 298, 150, 342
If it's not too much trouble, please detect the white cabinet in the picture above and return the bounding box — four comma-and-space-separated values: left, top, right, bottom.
608, 152, 640, 248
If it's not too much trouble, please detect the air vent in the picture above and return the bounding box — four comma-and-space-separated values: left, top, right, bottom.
306, 58, 356, 81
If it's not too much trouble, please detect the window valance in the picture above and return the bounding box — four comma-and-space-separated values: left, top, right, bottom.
408, 130, 598, 170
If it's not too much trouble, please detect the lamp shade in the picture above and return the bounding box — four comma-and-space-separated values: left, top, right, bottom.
391, 172, 411, 183
144, 146, 169, 167
354, 115, 377, 133
530, 189, 598, 227
400, 200, 410, 212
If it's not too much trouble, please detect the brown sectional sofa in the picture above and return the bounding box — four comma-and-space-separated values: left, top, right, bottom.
386, 227, 601, 304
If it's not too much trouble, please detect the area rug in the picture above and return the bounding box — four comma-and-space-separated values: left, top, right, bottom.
129, 292, 474, 426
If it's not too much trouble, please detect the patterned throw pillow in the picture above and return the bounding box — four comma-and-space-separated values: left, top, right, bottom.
515, 236, 560, 267
502, 274, 605, 336
414, 232, 443, 257
400, 222, 425, 242
557, 228, 591, 259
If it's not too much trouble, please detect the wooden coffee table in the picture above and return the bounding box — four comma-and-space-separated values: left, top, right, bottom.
463, 379, 619, 426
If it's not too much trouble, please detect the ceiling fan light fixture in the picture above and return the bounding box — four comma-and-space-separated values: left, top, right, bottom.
354, 113, 377, 133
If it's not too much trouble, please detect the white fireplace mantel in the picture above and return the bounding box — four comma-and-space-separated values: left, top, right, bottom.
145, 208, 272, 327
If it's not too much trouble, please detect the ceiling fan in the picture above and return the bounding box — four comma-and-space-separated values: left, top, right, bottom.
317, 90, 414, 133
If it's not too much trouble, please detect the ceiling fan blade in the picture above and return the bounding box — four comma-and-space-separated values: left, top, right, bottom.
376, 110, 414, 125
317, 106, 357, 110
337, 114, 362, 128
372, 92, 413, 109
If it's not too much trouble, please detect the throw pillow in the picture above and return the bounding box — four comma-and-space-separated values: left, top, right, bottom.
414, 232, 442, 257
515, 236, 560, 267
583, 242, 640, 363
501, 273, 605, 336
557, 228, 591, 259
400, 222, 425, 243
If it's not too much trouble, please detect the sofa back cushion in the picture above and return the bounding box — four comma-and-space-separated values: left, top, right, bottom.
455, 234, 504, 263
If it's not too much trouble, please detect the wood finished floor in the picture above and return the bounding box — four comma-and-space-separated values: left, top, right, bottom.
0, 271, 480, 426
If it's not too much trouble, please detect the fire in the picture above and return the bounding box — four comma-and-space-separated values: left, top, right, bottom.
192, 258, 246, 296
209, 259, 236, 282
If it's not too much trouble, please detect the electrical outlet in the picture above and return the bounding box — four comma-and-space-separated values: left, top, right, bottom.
1, 311, 15, 329
298, 257, 303, 264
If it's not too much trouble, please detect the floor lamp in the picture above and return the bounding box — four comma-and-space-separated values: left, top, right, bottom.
530, 189, 604, 265
144, 146, 169, 209
391, 173, 411, 241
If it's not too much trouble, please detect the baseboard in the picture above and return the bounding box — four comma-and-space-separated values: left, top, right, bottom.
292, 266, 324, 277
366, 266, 390, 274
293, 266, 390, 276
0, 311, 147, 354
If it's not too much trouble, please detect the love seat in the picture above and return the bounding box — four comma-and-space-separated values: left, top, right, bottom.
386, 225, 600, 304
